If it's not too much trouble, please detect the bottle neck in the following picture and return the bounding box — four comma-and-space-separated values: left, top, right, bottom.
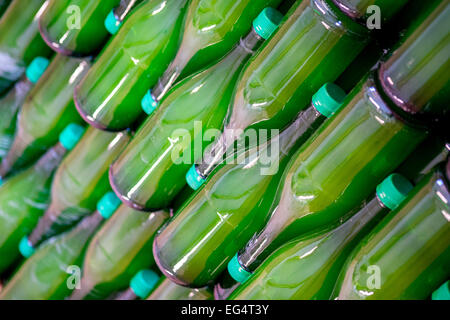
151, 25, 263, 104
113, 0, 139, 22
115, 287, 138, 300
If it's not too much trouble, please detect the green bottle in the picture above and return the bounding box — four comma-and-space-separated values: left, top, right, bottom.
332, 0, 408, 23
0, 192, 121, 300
104, 0, 143, 35
109, 8, 283, 211
0, 54, 91, 178
38, 0, 121, 56
331, 161, 450, 300
69, 205, 169, 300
0, 56, 50, 161
228, 173, 413, 300
147, 277, 212, 300
0, 0, 52, 93
21, 127, 130, 251
218, 0, 447, 293
141, 0, 282, 114
0, 0, 11, 18
432, 281, 450, 300
73, 0, 190, 130
0, 123, 85, 274
75, 0, 281, 131
115, 269, 160, 300
153, 83, 347, 287
377, 0, 450, 137
188, 0, 410, 184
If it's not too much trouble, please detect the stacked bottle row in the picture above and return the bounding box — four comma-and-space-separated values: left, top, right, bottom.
0, 0, 448, 300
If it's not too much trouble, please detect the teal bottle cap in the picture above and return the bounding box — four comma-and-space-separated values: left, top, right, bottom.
432, 281, 450, 300
376, 173, 413, 210
19, 236, 35, 258
25, 57, 50, 84
227, 253, 252, 283
312, 83, 347, 118
141, 89, 159, 115
130, 269, 160, 299
253, 7, 283, 40
97, 191, 121, 219
104, 9, 122, 35
186, 164, 205, 190
59, 123, 85, 151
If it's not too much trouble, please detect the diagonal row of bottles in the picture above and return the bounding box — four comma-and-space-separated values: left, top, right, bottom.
0, 0, 448, 300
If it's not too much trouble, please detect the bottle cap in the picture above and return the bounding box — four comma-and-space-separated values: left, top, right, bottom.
227, 253, 252, 283
432, 281, 450, 300
185, 165, 205, 190
104, 9, 121, 35
312, 83, 346, 118
25, 57, 50, 84
253, 7, 283, 40
376, 173, 413, 210
130, 269, 160, 299
18, 236, 35, 258
97, 192, 121, 219
58, 123, 85, 151
141, 90, 159, 115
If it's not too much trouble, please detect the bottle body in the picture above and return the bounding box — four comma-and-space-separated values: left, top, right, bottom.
147, 278, 212, 300
149, 0, 282, 103
195, 0, 372, 179
332, 168, 450, 300
0, 144, 66, 273
237, 74, 426, 275
153, 106, 326, 287
28, 127, 130, 245
0, 211, 103, 300
74, 0, 189, 130
0, 54, 90, 177
0, 76, 33, 160
70, 206, 169, 300
0, 0, 52, 93
110, 31, 262, 210
39, 0, 121, 56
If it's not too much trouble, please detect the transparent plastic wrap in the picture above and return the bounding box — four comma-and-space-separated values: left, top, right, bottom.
70, 205, 169, 300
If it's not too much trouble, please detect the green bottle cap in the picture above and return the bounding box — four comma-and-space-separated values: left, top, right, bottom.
97, 192, 121, 219
312, 83, 347, 118
130, 269, 160, 299
59, 123, 85, 151
104, 9, 121, 35
432, 281, 450, 300
185, 164, 205, 190
25, 57, 50, 84
253, 7, 283, 40
227, 253, 252, 283
376, 173, 413, 210
18, 236, 35, 258
141, 89, 159, 115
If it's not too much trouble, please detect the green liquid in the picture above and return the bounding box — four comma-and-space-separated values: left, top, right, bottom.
153, 106, 326, 287
0, 0, 52, 93
197, 0, 372, 178
0, 144, 66, 273
110, 29, 264, 210
0, 54, 90, 176
230, 196, 388, 300
39, 0, 120, 56
74, 0, 189, 130
238, 74, 426, 273
0, 0, 11, 18
147, 277, 212, 300
0, 211, 103, 300
332, 168, 450, 299
70, 205, 169, 300
28, 127, 130, 244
